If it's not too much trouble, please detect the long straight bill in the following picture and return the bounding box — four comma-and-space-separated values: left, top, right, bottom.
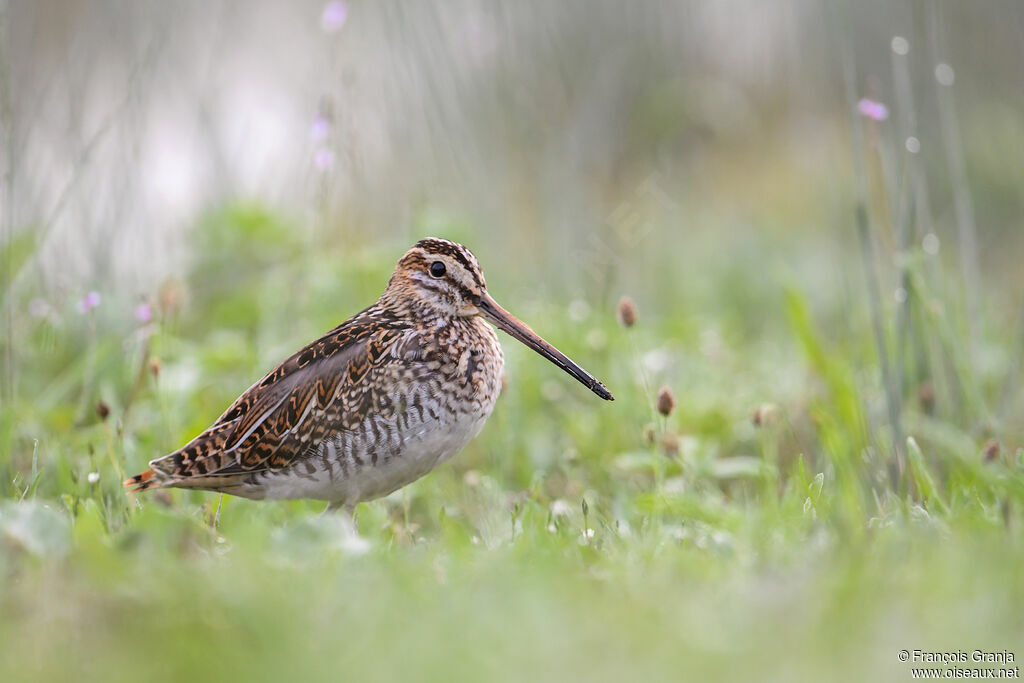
477, 293, 614, 401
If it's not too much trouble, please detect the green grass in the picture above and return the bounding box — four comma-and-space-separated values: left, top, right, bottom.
2, 202, 1023, 682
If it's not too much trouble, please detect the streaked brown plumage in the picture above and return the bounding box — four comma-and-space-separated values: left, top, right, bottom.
125, 238, 612, 510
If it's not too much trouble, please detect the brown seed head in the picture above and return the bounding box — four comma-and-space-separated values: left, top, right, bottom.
982, 439, 1000, 463
158, 278, 184, 316
96, 401, 110, 421
918, 381, 935, 414
617, 296, 637, 328
656, 386, 676, 417
641, 424, 656, 446
149, 357, 161, 377
752, 403, 780, 428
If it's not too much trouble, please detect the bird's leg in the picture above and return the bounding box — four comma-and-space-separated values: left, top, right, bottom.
213, 493, 224, 531
324, 500, 360, 538
325, 500, 358, 521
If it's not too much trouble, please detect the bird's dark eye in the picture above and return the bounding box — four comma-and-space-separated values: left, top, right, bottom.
429, 261, 447, 278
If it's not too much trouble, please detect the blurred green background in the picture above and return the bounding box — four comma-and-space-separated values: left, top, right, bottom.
2, 2, 1024, 681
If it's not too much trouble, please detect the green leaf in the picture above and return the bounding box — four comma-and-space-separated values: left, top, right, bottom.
906, 437, 949, 514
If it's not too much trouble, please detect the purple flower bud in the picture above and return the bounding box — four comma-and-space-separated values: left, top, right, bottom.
857, 98, 889, 122
78, 291, 101, 314
314, 148, 335, 170
310, 115, 331, 142
321, 2, 348, 32
135, 303, 152, 323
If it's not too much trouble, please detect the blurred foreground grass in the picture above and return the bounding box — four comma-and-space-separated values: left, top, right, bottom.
2, 202, 1023, 682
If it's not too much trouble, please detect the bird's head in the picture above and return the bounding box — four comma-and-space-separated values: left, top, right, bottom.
385, 237, 487, 319
382, 237, 613, 400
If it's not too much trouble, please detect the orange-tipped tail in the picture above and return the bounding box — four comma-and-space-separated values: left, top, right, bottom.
124, 468, 162, 493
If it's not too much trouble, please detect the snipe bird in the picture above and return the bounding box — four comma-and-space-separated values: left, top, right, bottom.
125, 238, 612, 510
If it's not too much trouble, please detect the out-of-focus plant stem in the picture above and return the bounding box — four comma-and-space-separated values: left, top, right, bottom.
927, 4, 982, 368
836, 7, 905, 487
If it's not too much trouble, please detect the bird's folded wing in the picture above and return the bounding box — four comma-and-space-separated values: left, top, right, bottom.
150, 310, 405, 480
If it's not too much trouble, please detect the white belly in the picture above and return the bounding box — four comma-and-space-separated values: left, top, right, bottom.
256, 384, 499, 505
334, 410, 490, 502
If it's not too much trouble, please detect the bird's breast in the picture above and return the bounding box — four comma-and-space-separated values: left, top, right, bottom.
256, 317, 504, 504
